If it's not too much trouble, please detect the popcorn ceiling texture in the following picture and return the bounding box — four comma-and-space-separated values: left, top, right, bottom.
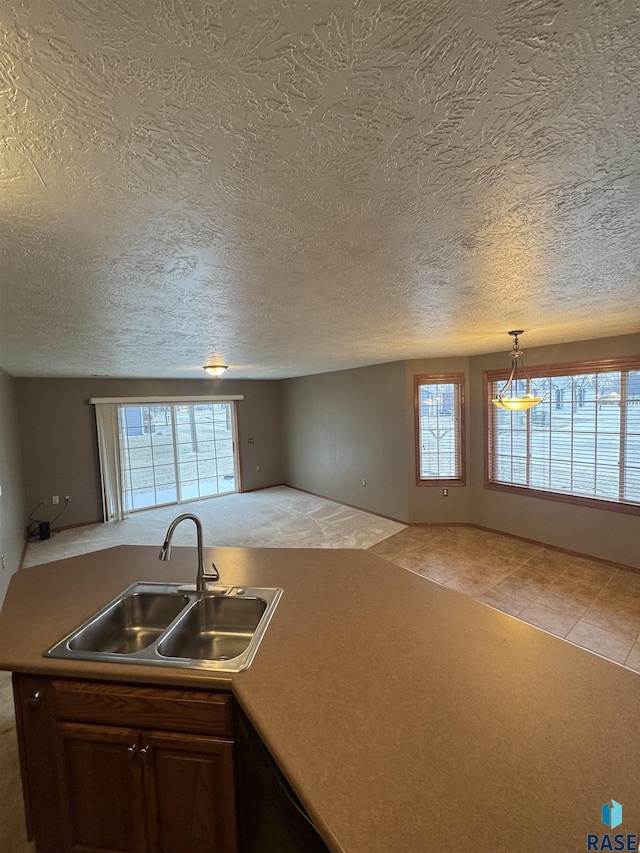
1, 0, 639, 378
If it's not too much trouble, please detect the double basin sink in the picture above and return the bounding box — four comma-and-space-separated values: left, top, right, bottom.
45, 582, 282, 672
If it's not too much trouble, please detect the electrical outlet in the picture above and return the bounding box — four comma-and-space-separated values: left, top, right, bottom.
52, 495, 59, 505
1, 555, 5, 570
362, 479, 366, 487
442, 488, 448, 497
256, 465, 260, 471
65, 494, 71, 502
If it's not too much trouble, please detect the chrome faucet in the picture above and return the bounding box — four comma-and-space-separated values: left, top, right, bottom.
158, 514, 219, 591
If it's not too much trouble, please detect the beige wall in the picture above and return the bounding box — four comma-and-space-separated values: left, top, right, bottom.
0, 368, 26, 607
282, 362, 409, 522
16, 377, 284, 528
469, 333, 640, 569
405, 357, 471, 524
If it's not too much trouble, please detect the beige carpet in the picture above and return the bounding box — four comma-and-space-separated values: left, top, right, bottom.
22, 485, 405, 568
0, 670, 15, 733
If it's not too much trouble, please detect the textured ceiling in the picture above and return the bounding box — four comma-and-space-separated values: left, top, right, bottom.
1, 0, 639, 379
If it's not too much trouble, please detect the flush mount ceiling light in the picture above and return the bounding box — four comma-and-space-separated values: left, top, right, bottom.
492, 331, 543, 411
203, 364, 228, 377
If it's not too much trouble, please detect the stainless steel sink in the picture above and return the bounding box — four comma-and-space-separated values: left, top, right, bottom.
45, 582, 282, 672
67, 591, 189, 654
157, 595, 268, 662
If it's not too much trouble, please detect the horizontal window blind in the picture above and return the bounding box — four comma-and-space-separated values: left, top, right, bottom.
415, 374, 465, 484
485, 357, 640, 513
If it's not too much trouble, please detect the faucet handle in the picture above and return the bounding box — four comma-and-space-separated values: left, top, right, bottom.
202, 562, 220, 583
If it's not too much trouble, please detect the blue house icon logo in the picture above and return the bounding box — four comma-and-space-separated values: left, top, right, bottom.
588, 800, 635, 850
602, 800, 623, 830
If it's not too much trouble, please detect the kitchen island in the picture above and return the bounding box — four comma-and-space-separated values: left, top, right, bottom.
1, 544, 640, 852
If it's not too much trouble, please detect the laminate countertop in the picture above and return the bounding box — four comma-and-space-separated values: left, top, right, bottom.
1, 544, 640, 852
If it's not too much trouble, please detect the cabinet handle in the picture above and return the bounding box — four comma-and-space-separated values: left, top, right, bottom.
25, 691, 41, 708
139, 745, 151, 757
127, 744, 137, 755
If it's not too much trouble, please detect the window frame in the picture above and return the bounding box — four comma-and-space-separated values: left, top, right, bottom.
119, 400, 240, 512
484, 355, 640, 516
414, 373, 466, 487
92, 396, 242, 520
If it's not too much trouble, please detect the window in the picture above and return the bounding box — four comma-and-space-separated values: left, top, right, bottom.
92, 395, 242, 520
415, 374, 465, 485
485, 357, 640, 514
119, 402, 238, 511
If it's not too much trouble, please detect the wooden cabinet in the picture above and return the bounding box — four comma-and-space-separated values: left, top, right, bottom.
13, 674, 63, 853
143, 730, 236, 853
59, 722, 147, 853
13, 675, 238, 853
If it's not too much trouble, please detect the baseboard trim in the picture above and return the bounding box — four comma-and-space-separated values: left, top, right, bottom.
51, 518, 103, 534
240, 483, 286, 494
285, 485, 407, 526
469, 523, 639, 575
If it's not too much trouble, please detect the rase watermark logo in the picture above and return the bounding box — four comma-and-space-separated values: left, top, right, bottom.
587, 800, 638, 851
603, 801, 624, 831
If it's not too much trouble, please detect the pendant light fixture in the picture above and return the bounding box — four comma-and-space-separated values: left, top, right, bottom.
491, 331, 543, 411
203, 364, 227, 377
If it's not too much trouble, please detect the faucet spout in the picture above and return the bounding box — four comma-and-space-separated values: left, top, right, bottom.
158, 514, 219, 590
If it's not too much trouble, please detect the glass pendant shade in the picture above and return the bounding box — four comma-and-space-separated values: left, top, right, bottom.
491, 331, 543, 411
492, 395, 543, 411
203, 365, 227, 377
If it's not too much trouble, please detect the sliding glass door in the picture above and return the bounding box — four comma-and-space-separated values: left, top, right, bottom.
175, 403, 236, 501
119, 402, 238, 512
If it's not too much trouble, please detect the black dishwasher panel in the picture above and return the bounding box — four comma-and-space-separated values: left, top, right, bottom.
236, 707, 331, 853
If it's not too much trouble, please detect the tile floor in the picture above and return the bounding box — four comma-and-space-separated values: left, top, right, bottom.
368, 525, 640, 671
3, 489, 640, 851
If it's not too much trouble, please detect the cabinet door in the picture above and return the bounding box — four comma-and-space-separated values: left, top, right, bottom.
143, 731, 238, 853
60, 722, 147, 853
13, 674, 63, 853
